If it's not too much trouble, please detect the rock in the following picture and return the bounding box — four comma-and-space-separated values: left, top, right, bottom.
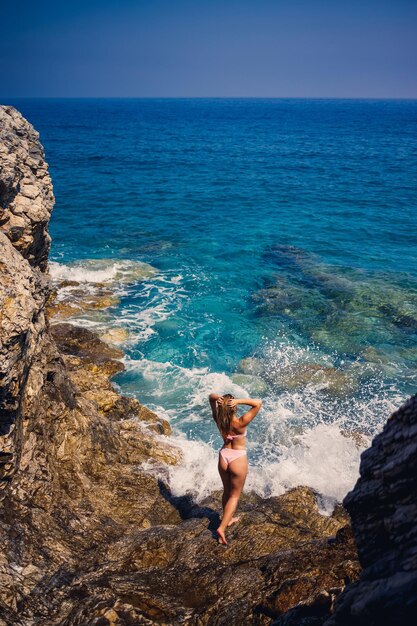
100, 327, 129, 345
21, 487, 358, 625
50, 322, 124, 361
238, 356, 265, 376
232, 373, 268, 395
252, 278, 314, 316
325, 394, 417, 625
263, 244, 317, 271
0, 108, 184, 622
254, 251, 417, 358
266, 363, 357, 397
0, 231, 51, 482
46, 292, 120, 320
0, 106, 54, 271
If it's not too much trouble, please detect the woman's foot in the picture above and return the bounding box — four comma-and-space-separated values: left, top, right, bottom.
216, 528, 227, 545
227, 516, 240, 527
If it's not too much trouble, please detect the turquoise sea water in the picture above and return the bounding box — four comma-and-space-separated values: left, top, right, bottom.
10, 98, 417, 507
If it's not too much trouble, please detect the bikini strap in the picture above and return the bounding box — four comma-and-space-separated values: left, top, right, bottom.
225, 431, 247, 441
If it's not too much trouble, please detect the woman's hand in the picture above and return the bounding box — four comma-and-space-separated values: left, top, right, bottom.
216, 397, 238, 408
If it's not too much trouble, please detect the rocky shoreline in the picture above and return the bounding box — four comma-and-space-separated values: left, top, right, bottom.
1, 105, 416, 625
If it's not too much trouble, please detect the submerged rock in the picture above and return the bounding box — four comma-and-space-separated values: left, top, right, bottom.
238, 356, 265, 376
266, 363, 357, 397
100, 327, 130, 345
46, 289, 120, 320
254, 251, 417, 359
232, 372, 268, 395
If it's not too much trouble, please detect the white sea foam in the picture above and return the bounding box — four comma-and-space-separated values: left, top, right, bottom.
247, 424, 369, 508
116, 275, 188, 342
144, 419, 369, 514
49, 258, 156, 285
122, 356, 249, 412
164, 433, 221, 501
49, 260, 187, 344
123, 353, 389, 513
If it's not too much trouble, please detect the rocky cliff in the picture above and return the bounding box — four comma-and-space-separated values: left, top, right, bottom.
324, 393, 417, 625
0, 105, 413, 626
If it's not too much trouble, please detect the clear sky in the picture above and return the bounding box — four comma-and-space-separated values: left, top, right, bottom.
1, 0, 416, 98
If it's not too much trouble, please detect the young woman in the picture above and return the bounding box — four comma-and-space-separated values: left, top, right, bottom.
209, 393, 262, 545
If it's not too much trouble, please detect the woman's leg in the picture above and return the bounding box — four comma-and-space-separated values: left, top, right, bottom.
218, 453, 231, 512
216, 454, 248, 544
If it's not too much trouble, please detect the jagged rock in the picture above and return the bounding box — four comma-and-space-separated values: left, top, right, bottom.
0, 105, 54, 271
10, 486, 358, 625
0, 231, 51, 483
46, 290, 120, 320
0, 108, 184, 624
325, 394, 417, 625
50, 322, 125, 362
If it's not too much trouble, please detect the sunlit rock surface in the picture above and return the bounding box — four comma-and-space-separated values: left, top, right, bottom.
0, 106, 54, 271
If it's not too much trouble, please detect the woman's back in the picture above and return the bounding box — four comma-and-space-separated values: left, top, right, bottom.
223, 423, 247, 448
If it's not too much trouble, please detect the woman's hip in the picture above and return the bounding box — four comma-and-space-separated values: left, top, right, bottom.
219, 447, 247, 469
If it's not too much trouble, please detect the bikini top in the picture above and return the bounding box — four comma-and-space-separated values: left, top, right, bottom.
225, 430, 247, 442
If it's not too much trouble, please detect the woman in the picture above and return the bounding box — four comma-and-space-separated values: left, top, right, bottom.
209, 392, 262, 545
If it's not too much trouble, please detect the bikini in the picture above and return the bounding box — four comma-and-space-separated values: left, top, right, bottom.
219, 430, 247, 468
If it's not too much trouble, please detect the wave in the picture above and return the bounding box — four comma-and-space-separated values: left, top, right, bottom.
122, 353, 398, 512
49, 258, 157, 286
162, 424, 369, 515
48, 259, 186, 344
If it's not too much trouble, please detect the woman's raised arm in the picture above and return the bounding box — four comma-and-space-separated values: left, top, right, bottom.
227, 397, 262, 426
209, 392, 221, 419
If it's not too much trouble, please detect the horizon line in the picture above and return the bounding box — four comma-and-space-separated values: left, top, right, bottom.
2, 96, 417, 102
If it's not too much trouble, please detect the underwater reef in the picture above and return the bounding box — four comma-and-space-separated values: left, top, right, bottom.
0, 106, 415, 625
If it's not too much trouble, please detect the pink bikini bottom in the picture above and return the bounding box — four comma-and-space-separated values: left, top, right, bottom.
219, 448, 247, 468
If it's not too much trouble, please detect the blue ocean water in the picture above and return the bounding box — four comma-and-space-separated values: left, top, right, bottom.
9, 98, 417, 507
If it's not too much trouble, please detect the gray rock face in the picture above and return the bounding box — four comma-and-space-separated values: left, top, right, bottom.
325, 394, 417, 625
0, 105, 54, 271
0, 231, 51, 487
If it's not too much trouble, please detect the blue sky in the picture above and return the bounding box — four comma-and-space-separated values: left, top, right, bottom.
1, 0, 416, 97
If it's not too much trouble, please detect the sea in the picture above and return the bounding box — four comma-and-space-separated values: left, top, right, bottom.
9, 98, 417, 512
